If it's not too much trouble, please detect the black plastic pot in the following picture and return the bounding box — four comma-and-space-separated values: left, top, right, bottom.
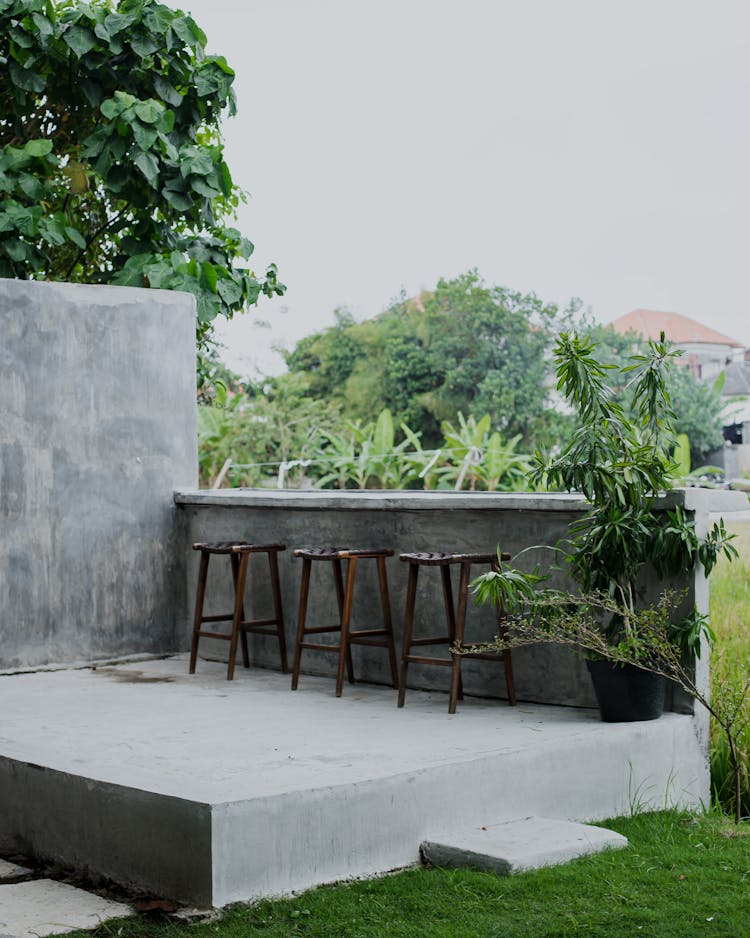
586, 660, 665, 722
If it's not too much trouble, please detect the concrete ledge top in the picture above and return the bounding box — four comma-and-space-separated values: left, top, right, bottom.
174, 487, 749, 514
0, 274, 195, 309
174, 489, 590, 511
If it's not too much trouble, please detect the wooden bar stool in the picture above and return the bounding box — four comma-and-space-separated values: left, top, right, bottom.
291, 548, 399, 697
189, 541, 287, 681
397, 551, 515, 713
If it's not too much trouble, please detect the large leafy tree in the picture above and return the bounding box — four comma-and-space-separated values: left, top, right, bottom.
285, 271, 573, 447
0, 0, 283, 348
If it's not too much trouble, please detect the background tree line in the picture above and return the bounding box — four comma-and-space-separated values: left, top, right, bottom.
200, 270, 725, 489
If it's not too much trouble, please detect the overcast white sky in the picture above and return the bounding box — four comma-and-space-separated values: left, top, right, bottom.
183, 0, 750, 377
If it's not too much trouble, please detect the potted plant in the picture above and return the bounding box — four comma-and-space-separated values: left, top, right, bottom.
472, 330, 737, 722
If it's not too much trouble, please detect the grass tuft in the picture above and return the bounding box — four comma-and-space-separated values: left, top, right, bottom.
709, 521, 750, 819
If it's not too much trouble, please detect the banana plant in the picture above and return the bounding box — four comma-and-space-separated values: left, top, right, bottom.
367, 409, 416, 488
314, 411, 415, 489
479, 432, 532, 492
438, 412, 491, 491
400, 423, 443, 490
314, 426, 360, 489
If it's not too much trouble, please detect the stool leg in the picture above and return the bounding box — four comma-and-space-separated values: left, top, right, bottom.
230, 553, 250, 670
449, 561, 471, 714
398, 562, 419, 707
268, 550, 288, 673
376, 555, 399, 688
332, 558, 355, 685
439, 564, 463, 704
291, 557, 311, 690
496, 598, 517, 706
336, 557, 358, 697
189, 550, 210, 674
227, 551, 249, 681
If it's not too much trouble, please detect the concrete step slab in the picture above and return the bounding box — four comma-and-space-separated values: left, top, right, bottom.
0, 860, 32, 883
421, 815, 628, 874
0, 879, 133, 937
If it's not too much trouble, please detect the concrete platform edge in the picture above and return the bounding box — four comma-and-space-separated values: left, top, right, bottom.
0, 757, 213, 907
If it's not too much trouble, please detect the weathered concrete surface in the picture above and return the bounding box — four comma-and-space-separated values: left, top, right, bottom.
420, 815, 628, 874
0, 657, 708, 906
174, 488, 747, 709
0, 879, 132, 936
0, 858, 31, 882
0, 279, 198, 669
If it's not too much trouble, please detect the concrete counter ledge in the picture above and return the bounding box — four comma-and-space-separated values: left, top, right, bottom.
174, 487, 748, 513
174, 489, 591, 511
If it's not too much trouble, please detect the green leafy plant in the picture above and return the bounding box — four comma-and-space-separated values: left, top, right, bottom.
0, 0, 284, 359
523, 332, 736, 630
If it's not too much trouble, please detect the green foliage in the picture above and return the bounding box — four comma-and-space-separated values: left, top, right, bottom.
197, 375, 342, 488
196, 397, 535, 492
314, 409, 418, 490
436, 412, 531, 491
472, 554, 548, 611
669, 365, 726, 466
0, 0, 284, 349
709, 521, 750, 820
283, 271, 574, 449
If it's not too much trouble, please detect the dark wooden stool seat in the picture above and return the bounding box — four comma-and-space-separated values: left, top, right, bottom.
291, 547, 398, 697
397, 550, 516, 713
189, 541, 287, 681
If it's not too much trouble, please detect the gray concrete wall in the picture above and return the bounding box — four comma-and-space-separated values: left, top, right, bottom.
0, 279, 198, 669
176, 488, 746, 710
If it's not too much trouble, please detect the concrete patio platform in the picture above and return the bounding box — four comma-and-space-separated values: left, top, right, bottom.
0, 657, 707, 907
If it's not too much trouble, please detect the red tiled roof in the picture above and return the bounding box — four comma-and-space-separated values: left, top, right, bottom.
610, 309, 743, 348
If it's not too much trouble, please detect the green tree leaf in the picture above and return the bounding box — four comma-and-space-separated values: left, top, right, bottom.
133, 149, 159, 187
8, 59, 46, 92
23, 139, 53, 158
5, 240, 30, 262
132, 122, 158, 150
134, 99, 161, 123
62, 24, 97, 57
31, 12, 53, 37
65, 226, 87, 250
153, 75, 182, 106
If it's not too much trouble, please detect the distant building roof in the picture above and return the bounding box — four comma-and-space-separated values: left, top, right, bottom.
610, 309, 744, 348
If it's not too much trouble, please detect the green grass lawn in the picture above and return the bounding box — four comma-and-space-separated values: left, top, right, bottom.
78, 812, 750, 938
710, 520, 750, 817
